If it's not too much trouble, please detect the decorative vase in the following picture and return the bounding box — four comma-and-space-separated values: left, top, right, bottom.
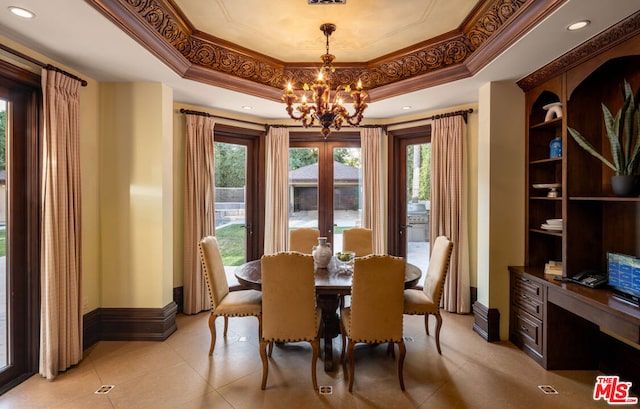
312, 237, 332, 268
543, 102, 563, 121
611, 175, 638, 197
549, 136, 562, 158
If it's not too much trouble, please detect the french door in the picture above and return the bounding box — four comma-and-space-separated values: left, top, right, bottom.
288, 133, 361, 252
0, 62, 40, 393
213, 125, 263, 267
388, 126, 431, 283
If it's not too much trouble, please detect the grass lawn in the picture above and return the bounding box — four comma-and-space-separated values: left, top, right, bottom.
216, 224, 352, 266
216, 224, 246, 266
0, 228, 4, 257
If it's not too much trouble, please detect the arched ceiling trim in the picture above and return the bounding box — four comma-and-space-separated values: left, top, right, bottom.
87, 0, 564, 102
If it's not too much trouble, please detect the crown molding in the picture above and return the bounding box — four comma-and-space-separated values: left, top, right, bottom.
86, 0, 563, 102
517, 10, 640, 91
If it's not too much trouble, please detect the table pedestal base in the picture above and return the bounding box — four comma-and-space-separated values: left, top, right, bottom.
317, 294, 341, 372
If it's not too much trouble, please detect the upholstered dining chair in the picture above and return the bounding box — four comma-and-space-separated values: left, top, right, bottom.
289, 227, 320, 254
340, 255, 407, 392
259, 252, 321, 390
403, 235, 453, 355
342, 227, 373, 256
198, 236, 262, 355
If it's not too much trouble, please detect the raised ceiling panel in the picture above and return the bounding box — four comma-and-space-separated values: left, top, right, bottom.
175, 0, 479, 62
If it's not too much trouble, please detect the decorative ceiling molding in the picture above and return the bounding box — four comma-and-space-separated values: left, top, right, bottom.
517, 10, 640, 91
86, 0, 564, 102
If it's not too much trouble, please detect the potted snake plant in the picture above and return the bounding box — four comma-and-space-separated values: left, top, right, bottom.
567, 79, 640, 196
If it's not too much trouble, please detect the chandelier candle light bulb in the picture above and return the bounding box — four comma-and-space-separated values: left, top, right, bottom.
282, 23, 368, 138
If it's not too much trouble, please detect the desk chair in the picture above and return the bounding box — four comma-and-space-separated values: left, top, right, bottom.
340, 255, 407, 392
289, 228, 320, 254
403, 235, 453, 354
259, 252, 321, 390
198, 236, 262, 355
342, 227, 373, 256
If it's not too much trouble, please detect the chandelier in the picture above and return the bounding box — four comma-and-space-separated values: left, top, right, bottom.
282, 23, 368, 138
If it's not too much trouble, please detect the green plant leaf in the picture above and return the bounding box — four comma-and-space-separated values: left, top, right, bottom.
567, 127, 617, 172
602, 103, 625, 173
621, 80, 635, 163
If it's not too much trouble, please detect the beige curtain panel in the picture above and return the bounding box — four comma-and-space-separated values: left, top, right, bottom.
264, 127, 289, 254
360, 127, 386, 254
184, 114, 216, 314
39, 69, 83, 380
430, 116, 471, 314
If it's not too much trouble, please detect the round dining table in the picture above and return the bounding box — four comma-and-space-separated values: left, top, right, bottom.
235, 256, 422, 372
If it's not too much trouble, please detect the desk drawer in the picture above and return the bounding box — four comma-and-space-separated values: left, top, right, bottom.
513, 308, 543, 356
513, 288, 544, 319
513, 274, 543, 301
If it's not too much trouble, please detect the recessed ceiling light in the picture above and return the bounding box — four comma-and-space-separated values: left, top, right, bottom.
8, 6, 35, 19
402, 106, 412, 110
567, 20, 590, 31
241, 106, 252, 110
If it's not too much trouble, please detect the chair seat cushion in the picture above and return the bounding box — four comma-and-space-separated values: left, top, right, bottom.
403, 289, 438, 315
214, 289, 262, 317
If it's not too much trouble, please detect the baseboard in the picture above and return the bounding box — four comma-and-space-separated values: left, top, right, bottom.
173, 286, 184, 314
82, 302, 178, 348
472, 301, 500, 342
83, 309, 101, 350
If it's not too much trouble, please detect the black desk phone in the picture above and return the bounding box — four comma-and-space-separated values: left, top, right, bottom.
568, 271, 608, 288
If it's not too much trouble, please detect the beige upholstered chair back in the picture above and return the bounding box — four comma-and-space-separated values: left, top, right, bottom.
348, 255, 405, 342
423, 236, 454, 305
289, 228, 320, 254
342, 228, 373, 256
198, 236, 230, 308
260, 252, 317, 341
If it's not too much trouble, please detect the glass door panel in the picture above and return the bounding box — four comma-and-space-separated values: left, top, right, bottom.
288, 147, 320, 231
214, 142, 247, 273
406, 142, 430, 285
0, 100, 6, 369
332, 147, 361, 252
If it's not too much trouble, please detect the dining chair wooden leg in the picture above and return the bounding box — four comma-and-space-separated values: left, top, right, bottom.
424, 314, 430, 336
260, 340, 269, 390
340, 320, 347, 362
268, 341, 274, 357
397, 340, 406, 391
434, 312, 443, 354
347, 340, 356, 392
208, 314, 216, 355
223, 316, 229, 337
310, 339, 319, 391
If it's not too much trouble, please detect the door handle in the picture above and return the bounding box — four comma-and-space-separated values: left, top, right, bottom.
242, 224, 253, 236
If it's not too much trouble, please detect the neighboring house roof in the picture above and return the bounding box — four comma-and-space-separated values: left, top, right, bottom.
289, 162, 359, 184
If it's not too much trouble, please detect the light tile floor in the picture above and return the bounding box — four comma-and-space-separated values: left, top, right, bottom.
0, 312, 629, 408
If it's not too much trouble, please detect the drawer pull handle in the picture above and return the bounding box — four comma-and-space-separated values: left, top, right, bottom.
520, 277, 530, 283
521, 294, 530, 301
520, 325, 528, 332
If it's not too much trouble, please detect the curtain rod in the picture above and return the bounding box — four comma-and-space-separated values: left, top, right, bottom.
0, 44, 88, 87
181, 107, 474, 131
387, 108, 474, 127
179, 108, 266, 128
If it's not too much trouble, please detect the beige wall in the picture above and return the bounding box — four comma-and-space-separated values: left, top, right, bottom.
99, 82, 174, 308
477, 82, 525, 339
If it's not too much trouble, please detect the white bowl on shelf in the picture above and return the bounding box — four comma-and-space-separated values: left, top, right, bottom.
546, 218, 563, 226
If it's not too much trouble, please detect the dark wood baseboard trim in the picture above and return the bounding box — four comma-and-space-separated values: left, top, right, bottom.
82, 302, 178, 348
83, 308, 101, 350
472, 301, 500, 342
470, 286, 478, 306
173, 286, 184, 314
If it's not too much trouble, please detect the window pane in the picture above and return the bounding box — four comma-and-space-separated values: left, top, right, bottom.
406, 143, 430, 284
0, 100, 7, 368
214, 142, 247, 268
288, 147, 319, 230
333, 147, 361, 252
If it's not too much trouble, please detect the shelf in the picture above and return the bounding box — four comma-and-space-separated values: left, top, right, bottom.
530, 228, 563, 237
529, 117, 562, 130
530, 157, 562, 165
570, 196, 640, 202
530, 196, 562, 200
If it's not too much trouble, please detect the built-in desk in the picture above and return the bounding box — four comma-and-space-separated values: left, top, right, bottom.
509, 266, 640, 393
